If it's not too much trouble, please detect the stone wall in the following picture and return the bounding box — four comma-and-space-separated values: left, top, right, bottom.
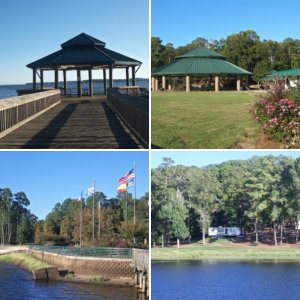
28, 250, 134, 279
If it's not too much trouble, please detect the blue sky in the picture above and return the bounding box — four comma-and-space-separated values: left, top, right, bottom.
152, 150, 300, 168
152, 0, 300, 47
0, 151, 149, 219
0, 0, 149, 84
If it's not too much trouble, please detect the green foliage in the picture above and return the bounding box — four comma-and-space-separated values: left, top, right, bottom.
89, 275, 107, 283
152, 156, 300, 246
152, 32, 300, 82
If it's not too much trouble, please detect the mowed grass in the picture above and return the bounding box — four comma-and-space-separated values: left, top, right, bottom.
152, 244, 300, 261
151, 91, 260, 149
0, 253, 49, 271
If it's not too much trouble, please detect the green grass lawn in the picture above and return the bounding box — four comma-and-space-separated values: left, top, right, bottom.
151, 91, 261, 148
152, 244, 300, 261
0, 253, 49, 271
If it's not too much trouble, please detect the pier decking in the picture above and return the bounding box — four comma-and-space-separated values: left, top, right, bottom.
0, 96, 141, 149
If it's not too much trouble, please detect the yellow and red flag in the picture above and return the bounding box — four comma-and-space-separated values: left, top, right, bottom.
117, 182, 127, 193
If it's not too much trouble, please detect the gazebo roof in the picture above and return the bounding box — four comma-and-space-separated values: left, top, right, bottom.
152, 46, 251, 76
27, 33, 141, 70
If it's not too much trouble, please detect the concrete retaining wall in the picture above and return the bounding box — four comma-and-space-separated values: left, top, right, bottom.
29, 250, 134, 279
107, 90, 149, 146
0, 90, 61, 138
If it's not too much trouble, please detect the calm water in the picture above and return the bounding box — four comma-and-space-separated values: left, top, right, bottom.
0, 79, 149, 100
0, 262, 142, 300
152, 261, 300, 300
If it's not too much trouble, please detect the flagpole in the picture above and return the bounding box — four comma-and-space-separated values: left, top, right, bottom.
80, 189, 83, 247
98, 193, 101, 239
92, 180, 95, 241
134, 162, 136, 225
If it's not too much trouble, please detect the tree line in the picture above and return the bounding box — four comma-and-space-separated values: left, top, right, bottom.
152, 30, 300, 81
152, 156, 300, 247
35, 192, 149, 248
0, 188, 37, 245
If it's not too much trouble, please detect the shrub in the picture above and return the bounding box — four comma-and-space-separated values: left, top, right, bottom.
253, 97, 300, 148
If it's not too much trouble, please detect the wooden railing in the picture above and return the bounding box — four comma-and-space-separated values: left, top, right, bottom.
0, 90, 61, 137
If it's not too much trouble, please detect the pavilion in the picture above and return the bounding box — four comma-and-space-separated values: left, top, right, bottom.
151, 47, 251, 92
27, 33, 141, 97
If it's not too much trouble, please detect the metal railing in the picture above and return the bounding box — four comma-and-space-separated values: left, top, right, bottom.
107, 89, 149, 147
0, 90, 61, 135
29, 245, 132, 259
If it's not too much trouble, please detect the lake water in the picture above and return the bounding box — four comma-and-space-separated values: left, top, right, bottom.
0, 262, 143, 300
152, 261, 300, 300
0, 79, 149, 100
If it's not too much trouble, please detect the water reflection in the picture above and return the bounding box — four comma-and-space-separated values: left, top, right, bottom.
152, 260, 300, 300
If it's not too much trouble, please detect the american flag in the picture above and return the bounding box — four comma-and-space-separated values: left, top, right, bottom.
118, 168, 135, 184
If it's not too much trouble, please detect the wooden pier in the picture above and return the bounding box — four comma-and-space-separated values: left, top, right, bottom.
0, 96, 141, 149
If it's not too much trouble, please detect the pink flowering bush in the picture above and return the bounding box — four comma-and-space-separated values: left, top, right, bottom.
253, 97, 300, 147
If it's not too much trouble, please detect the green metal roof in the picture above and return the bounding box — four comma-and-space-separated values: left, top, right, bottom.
152, 47, 251, 76
27, 33, 141, 69
262, 68, 300, 80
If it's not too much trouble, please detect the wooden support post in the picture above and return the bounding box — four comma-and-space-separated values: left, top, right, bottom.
139, 272, 143, 289
168, 76, 172, 90
54, 68, 58, 89
154, 78, 158, 91
151, 77, 155, 91
215, 76, 219, 92
132, 66, 136, 86
162, 76, 166, 90
77, 69, 82, 97
63, 70, 67, 95
109, 65, 113, 89
186, 75, 190, 92
40, 70, 44, 91
237, 75, 241, 91
89, 69, 93, 97
142, 275, 146, 293
126, 67, 130, 86
244, 75, 249, 88
103, 69, 107, 94
33, 69, 36, 91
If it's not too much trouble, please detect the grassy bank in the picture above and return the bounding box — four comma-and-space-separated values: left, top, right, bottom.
0, 253, 49, 271
152, 244, 300, 261
152, 91, 260, 148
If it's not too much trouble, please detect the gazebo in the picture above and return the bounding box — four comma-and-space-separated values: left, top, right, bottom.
27, 33, 141, 97
151, 47, 251, 92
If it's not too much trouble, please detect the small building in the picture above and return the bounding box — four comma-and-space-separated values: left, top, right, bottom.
208, 226, 241, 237
27, 33, 141, 97
151, 47, 251, 92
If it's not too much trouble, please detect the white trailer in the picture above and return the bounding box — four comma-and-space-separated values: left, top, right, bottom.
208, 226, 241, 237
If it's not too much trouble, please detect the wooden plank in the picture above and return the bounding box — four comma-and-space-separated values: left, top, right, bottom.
0, 96, 141, 149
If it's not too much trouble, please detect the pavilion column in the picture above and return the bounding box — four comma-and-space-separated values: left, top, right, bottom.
154, 78, 158, 91
151, 77, 155, 91
215, 76, 219, 92
132, 66, 136, 86
209, 75, 212, 89
33, 69, 36, 91
186, 75, 190, 92
54, 68, 59, 89
103, 69, 107, 94
109, 65, 113, 89
237, 75, 241, 91
126, 67, 130, 86
77, 69, 82, 97
168, 76, 172, 90
89, 69, 93, 97
63, 70, 67, 95
244, 75, 249, 88
162, 76, 166, 91
40, 70, 44, 91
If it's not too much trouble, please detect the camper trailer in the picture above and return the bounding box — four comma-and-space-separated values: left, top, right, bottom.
208, 226, 240, 237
